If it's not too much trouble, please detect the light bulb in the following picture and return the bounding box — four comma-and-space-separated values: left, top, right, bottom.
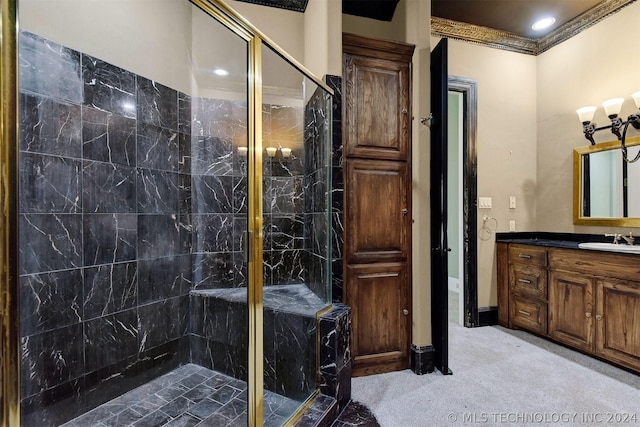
531, 17, 556, 31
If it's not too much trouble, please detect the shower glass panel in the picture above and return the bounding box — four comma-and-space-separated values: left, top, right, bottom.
16, 1, 252, 425
4, 0, 333, 425
260, 44, 332, 423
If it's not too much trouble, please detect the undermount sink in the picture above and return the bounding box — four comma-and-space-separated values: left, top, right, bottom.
578, 242, 640, 254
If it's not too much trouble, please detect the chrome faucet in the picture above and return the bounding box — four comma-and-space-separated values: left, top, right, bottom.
605, 232, 635, 245
605, 233, 622, 244
621, 232, 635, 246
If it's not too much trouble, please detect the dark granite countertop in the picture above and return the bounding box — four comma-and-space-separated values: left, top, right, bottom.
494, 231, 628, 250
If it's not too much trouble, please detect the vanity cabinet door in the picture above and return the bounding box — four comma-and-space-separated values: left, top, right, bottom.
548, 270, 595, 353
596, 279, 640, 371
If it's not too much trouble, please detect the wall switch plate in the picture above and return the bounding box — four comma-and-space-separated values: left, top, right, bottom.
509, 196, 516, 209
509, 220, 516, 232
478, 197, 492, 209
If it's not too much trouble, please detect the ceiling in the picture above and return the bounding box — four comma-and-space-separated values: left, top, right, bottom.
240, 0, 636, 56
431, 0, 602, 39
342, 0, 636, 55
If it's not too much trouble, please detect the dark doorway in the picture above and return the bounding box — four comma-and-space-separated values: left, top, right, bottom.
448, 76, 479, 328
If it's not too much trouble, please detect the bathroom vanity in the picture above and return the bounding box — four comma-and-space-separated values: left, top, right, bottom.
497, 233, 640, 374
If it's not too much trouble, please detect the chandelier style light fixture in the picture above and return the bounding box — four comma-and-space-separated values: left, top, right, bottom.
577, 91, 640, 163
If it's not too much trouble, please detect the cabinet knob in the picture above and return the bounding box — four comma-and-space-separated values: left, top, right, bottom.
403, 309, 409, 316
401, 208, 408, 215
585, 312, 592, 318
596, 315, 602, 321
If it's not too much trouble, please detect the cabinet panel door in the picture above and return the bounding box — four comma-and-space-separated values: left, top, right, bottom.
345, 159, 408, 264
596, 279, 640, 370
344, 55, 410, 160
548, 270, 594, 352
346, 263, 410, 376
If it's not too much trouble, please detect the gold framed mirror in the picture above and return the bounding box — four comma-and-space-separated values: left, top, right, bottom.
573, 135, 640, 226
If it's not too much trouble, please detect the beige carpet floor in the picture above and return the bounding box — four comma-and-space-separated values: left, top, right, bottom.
352, 323, 640, 426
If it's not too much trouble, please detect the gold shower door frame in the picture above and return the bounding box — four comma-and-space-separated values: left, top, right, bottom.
0, 0, 333, 425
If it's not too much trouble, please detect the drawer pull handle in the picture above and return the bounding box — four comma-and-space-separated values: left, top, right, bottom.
585, 312, 592, 318
518, 309, 531, 317
518, 254, 532, 259
518, 279, 532, 285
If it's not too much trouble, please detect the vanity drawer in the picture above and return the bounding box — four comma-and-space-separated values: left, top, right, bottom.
549, 248, 640, 282
509, 244, 547, 267
509, 264, 547, 299
509, 294, 547, 335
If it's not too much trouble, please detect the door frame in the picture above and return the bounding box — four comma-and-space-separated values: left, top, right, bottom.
448, 76, 479, 328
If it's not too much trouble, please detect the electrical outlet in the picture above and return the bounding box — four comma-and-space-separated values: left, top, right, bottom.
509, 196, 516, 209
478, 197, 492, 209
509, 220, 516, 232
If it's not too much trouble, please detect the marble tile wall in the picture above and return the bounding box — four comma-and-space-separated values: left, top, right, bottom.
302, 86, 331, 301
319, 303, 351, 414
18, 30, 336, 425
325, 75, 344, 303
18, 31, 191, 425
190, 97, 249, 292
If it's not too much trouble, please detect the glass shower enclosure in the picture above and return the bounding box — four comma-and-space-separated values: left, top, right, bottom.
0, 0, 333, 425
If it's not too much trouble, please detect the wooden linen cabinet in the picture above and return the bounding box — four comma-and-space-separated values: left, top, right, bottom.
342, 33, 415, 376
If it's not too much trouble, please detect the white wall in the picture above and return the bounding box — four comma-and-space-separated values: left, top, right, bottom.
20, 0, 194, 94
536, 1, 640, 235
226, 0, 305, 64
439, 2, 640, 308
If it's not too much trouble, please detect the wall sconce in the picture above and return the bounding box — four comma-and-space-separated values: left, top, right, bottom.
265, 146, 277, 157
280, 147, 292, 158
577, 91, 640, 163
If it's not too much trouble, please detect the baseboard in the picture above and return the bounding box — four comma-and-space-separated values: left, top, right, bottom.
410, 344, 434, 375
478, 306, 499, 326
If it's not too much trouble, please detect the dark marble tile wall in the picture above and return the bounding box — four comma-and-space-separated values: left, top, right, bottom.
18, 29, 337, 426
18, 31, 190, 425
190, 97, 249, 292
262, 104, 307, 289
191, 284, 324, 404
318, 303, 351, 414
302, 86, 331, 302
325, 75, 344, 303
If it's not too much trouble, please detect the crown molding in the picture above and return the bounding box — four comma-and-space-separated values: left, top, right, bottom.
234, 0, 308, 13
431, 0, 636, 56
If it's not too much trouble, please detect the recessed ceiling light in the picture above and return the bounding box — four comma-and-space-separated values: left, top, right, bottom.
532, 17, 556, 31
213, 68, 229, 77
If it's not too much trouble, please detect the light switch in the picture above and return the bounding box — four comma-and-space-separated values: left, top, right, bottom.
509, 220, 516, 232
478, 197, 492, 209
509, 196, 516, 209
